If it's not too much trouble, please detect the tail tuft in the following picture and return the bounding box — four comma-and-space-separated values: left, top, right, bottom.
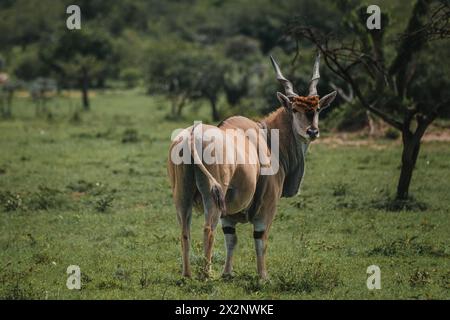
211, 184, 226, 213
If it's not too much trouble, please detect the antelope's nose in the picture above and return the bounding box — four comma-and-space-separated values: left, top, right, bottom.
306, 127, 319, 139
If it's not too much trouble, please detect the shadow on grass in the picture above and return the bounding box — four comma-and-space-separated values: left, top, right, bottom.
371, 196, 428, 212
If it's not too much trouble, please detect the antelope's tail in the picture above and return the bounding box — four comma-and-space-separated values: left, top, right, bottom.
190, 124, 226, 213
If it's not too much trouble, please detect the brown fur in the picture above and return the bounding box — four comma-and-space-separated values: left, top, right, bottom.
292, 95, 319, 112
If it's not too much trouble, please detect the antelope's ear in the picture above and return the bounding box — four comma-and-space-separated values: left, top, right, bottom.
318, 91, 337, 111
277, 92, 292, 111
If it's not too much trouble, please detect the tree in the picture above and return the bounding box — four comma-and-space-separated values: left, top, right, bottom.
44, 29, 113, 111
290, 0, 450, 200
0, 0, 63, 51
146, 40, 226, 121
222, 36, 261, 108
191, 56, 226, 122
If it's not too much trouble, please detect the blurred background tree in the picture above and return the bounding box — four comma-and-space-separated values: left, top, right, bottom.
43, 29, 113, 110
0, 0, 448, 120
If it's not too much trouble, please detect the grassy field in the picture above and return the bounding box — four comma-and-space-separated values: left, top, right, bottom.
0, 90, 449, 300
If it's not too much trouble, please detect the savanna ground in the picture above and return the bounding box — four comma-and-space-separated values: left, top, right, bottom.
0, 90, 449, 300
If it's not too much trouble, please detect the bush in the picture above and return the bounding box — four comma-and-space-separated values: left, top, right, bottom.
95, 194, 114, 212
11, 46, 49, 81
367, 236, 448, 257
120, 68, 141, 88
0, 191, 23, 212
409, 270, 431, 287
28, 186, 66, 211
324, 102, 368, 132
271, 261, 340, 293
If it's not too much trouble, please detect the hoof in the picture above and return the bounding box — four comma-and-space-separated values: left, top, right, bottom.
258, 275, 270, 285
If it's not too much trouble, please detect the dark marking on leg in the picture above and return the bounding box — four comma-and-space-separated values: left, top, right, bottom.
222, 226, 236, 234
253, 230, 264, 239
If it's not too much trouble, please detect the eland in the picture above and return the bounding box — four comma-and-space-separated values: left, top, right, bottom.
167, 53, 337, 279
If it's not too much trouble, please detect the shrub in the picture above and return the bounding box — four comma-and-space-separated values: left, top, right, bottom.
271, 261, 340, 293
409, 270, 431, 287
368, 236, 448, 257
28, 186, 66, 211
95, 194, 114, 212
324, 102, 368, 132
0, 191, 23, 212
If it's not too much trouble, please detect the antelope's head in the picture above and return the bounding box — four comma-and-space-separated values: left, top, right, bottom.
270, 53, 337, 142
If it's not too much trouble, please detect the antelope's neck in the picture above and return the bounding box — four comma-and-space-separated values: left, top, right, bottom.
261, 107, 308, 175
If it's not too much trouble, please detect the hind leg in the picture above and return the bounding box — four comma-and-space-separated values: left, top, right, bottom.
171, 163, 195, 278
176, 204, 193, 277
202, 197, 222, 276
194, 166, 224, 277
221, 217, 237, 276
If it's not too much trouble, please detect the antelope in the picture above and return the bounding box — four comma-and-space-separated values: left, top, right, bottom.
167, 53, 337, 279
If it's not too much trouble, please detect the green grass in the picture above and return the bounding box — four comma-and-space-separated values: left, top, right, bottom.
0, 90, 449, 299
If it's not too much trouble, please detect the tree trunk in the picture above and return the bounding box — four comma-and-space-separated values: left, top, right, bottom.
176, 95, 187, 118
396, 119, 429, 200
170, 99, 177, 117
366, 111, 376, 136
396, 135, 420, 199
209, 96, 219, 122
170, 94, 188, 119
81, 72, 90, 111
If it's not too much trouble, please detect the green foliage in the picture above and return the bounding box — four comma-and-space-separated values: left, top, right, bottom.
271, 261, 340, 293
95, 194, 114, 213
145, 40, 228, 119
409, 270, 431, 287
46, 28, 113, 85
0, 191, 23, 212
325, 102, 368, 131
120, 68, 141, 89
0, 0, 350, 118
10, 46, 50, 81
28, 186, 67, 211
368, 236, 448, 258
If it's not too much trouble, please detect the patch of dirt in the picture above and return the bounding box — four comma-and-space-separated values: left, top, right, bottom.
318, 133, 390, 149
422, 130, 450, 142
318, 126, 450, 147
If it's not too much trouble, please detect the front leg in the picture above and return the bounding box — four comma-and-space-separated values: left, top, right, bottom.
221, 217, 238, 276
253, 222, 270, 280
